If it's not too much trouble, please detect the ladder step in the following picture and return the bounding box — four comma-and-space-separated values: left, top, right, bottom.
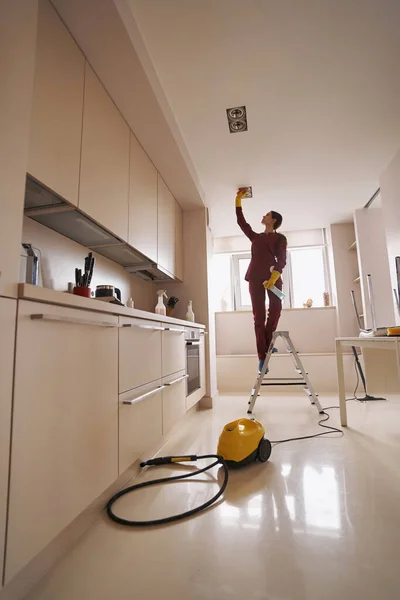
261, 382, 307, 386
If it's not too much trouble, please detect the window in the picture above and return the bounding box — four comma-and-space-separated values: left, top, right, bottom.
231, 246, 329, 310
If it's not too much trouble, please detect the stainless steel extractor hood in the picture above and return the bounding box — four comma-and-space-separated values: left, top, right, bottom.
24, 175, 176, 282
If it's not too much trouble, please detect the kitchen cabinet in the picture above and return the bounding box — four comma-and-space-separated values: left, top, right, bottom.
79, 64, 130, 241
162, 371, 187, 436
129, 133, 158, 261
0, 299, 17, 587
162, 326, 186, 377
157, 175, 176, 276
5, 302, 119, 582
119, 316, 163, 393
28, 0, 85, 205
175, 200, 184, 281
119, 382, 163, 474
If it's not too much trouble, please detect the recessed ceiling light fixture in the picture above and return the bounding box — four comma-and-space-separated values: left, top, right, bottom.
226, 105, 248, 133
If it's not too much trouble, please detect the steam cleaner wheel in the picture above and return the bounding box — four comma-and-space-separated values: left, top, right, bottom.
257, 438, 272, 462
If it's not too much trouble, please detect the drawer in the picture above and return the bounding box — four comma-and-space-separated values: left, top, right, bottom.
162, 371, 188, 436
119, 317, 163, 393
162, 326, 186, 377
119, 381, 163, 474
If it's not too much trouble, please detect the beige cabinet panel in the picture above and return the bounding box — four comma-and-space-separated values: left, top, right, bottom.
175, 200, 183, 281
186, 338, 206, 411
0, 299, 17, 585
119, 317, 162, 393
157, 175, 175, 275
119, 383, 163, 474
162, 371, 187, 436
5, 302, 119, 582
129, 133, 158, 261
162, 326, 186, 377
79, 64, 129, 241
28, 0, 85, 205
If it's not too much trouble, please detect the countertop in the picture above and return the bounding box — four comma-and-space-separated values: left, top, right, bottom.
18, 284, 206, 329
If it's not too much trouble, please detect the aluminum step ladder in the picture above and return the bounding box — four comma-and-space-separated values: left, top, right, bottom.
247, 330, 324, 415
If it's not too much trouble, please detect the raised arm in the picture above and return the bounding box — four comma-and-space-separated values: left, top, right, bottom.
235, 189, 256, 241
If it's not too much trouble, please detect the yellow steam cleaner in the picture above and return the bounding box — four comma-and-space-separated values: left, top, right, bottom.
106, 418, 271, 527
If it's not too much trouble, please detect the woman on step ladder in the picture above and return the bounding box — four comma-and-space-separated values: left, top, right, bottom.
235, 188, 287, 373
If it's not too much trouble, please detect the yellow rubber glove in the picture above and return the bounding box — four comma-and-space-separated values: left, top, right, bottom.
235, 188, 249, 208
263, 270, 281, 290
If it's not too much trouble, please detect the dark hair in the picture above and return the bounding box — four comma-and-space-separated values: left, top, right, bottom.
271, 211, 283, 230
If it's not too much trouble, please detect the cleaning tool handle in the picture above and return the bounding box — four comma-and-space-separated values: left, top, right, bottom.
141, 455, 198, 467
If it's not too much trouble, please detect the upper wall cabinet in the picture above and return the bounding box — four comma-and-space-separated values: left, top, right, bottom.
27, 0, 85, 205
175, 200, 183, 281
157, 175, 176, 276
129, 133, 158, 262
79, 64, 130, 242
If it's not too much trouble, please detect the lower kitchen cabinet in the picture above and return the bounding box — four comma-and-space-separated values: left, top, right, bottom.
0, 298, 17, 587
162, 371, 187, 436
119, 382, 163, 475
162, 325, 186, 377
5, 301, 119, 582
119, 316, 162, 393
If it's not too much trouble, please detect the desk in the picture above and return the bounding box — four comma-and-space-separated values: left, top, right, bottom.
336, 337, 400, 426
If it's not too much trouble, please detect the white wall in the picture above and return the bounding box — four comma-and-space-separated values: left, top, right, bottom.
0, 0, 38, 298
329, 223, 359, 337
216, 307, 337, 355
353, 207, 395, 329
380, 148, 400, 325
23, 218, 154, 311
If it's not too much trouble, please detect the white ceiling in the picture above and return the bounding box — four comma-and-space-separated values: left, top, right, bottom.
125, 0, 400, 237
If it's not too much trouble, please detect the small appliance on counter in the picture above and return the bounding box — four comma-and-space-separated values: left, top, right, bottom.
20, 243, 42, 286
95, 285, 123, 305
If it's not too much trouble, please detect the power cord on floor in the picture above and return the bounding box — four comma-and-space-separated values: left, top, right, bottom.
270, 408, 344, 445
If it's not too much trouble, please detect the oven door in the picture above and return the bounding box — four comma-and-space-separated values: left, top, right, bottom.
186, 341, 201, 396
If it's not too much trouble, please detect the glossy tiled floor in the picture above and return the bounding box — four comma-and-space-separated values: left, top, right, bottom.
25, 393, 400, 600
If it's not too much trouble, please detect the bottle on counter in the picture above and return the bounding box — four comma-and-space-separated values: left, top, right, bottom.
186, 300, 195, 322
126, 297, 134, 309
155, 290, 167, 316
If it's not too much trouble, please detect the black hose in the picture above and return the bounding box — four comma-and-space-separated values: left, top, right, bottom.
106, 454, 229, 527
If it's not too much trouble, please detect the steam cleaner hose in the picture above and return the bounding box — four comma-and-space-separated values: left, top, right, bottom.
106, 454, 229, 527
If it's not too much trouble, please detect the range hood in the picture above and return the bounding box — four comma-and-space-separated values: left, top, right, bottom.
24, 175, 176, 282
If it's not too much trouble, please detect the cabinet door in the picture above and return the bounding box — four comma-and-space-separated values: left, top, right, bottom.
175, 200, 183, 281
5, 302, 119, 582
79, 64, 130, 241
0, 299, 16, 585
162, 326, 186, 377
119, 383, 163, 474
119, 317, 162, 393
162, 371, 187, 436
129, 133, 158, 261
28, 0, 85, 205
157, 175, 176, 275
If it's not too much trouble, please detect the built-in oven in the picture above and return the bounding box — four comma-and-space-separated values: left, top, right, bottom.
185, 329, 202, 397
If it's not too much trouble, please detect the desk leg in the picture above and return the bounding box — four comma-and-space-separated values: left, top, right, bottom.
336, 340, 347, 427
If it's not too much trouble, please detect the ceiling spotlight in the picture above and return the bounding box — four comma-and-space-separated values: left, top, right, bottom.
226, 105, 248, 134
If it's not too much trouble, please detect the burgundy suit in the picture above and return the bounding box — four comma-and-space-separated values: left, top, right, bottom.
236, 207, 287, 359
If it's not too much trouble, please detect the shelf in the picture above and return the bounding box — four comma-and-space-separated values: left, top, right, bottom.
353, 276, 360, 284
349, 241, 357, 251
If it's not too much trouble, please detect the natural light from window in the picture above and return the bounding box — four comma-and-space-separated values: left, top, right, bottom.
290, 247, 326, 308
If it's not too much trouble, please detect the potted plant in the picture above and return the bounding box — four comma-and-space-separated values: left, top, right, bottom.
166, 296, 179, 317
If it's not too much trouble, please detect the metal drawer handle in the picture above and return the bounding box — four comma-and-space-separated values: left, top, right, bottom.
164, 374, 189, 386
122, 385, 165, 405
186, 341, 200, 346
200, 331, 208, 335
30, 314, 118, 327
164, 327, 185, 333
122, 324, 166, 331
